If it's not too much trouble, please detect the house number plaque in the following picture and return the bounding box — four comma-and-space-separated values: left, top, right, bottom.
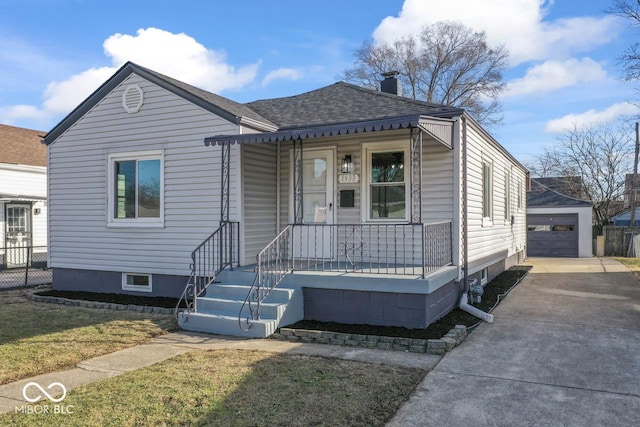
338, 173, 359, 184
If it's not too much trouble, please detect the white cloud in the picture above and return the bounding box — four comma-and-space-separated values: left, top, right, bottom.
506, 58, 607, 97
0, 27, 261, 125
373, 0, 620, 65
261, 68, 303, 86
545, 102, 640, 133
42, 67, 115, 114
103, 28, 259, 93
1, 104, 51, 125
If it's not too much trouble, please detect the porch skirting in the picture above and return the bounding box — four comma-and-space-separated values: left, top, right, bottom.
52, 268, 187, 298
303, 279, 463, 329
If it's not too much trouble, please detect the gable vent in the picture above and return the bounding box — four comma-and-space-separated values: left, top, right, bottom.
122, 84, 144, 113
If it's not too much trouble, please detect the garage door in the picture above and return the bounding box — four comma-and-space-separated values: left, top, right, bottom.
527, 213, 579, 257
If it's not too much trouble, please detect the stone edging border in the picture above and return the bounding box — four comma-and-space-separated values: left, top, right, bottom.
26, 293, 174, 315
271, 324, 467, 355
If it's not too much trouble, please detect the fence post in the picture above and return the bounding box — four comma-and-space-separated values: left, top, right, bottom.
24, 246, 31, 287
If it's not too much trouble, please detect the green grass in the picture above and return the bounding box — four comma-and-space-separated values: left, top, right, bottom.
1, 350, 424, 426
612, 257, 640, 271
0, 292, 176, 385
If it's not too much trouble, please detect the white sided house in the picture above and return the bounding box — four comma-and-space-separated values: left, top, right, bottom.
0, 124, 48, 271
44, 62, 527, 337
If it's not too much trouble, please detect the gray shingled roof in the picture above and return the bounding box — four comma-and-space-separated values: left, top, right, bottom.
528, 178, 592, 207
246, 82, 464, 129
133, 63, 276, 127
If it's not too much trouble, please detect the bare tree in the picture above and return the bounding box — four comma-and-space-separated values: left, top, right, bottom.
530, 123, 634, 225
341, 21, 509, 128
609, 0, 640, 82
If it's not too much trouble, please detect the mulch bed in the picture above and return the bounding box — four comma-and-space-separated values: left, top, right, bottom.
34, 289, 181, 308
286, 265, 532, 340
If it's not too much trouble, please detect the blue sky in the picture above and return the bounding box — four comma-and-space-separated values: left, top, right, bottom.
0, 0, 636, 165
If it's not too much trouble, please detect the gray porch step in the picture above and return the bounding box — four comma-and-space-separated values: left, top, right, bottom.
204, 284, 294, 304
179, 312, 277, 338
195, 296, 286, 320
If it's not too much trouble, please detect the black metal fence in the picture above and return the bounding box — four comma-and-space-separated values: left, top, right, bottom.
0, 245, 51, 289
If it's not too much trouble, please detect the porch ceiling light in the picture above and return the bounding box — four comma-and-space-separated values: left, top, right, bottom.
341, 155, 353, 174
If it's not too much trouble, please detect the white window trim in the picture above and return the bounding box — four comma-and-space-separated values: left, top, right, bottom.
361, 141, 410, 223
504, 170, 511, 225
482, 158, 493, 227
107, 150, 164, 228
122, 272, 153, 292
480, 268, 488, 285
517, 178, 523, 211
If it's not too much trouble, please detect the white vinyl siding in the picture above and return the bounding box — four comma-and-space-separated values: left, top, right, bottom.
0, 165, 47, 251
465, 120, 527, 274
47, 74, 239, 276
242, 143, 278, 264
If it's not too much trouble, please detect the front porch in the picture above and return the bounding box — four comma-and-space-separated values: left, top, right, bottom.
176, 115, 462, 337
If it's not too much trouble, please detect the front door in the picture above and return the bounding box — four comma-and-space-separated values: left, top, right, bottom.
293, 149, 335, 259
5, 204, 32, 268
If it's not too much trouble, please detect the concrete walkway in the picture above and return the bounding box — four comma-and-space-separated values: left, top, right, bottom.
389, 257, 640, 427
0, 329, 440, 414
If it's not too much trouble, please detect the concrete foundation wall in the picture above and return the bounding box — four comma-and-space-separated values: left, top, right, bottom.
53, 268, 187, 298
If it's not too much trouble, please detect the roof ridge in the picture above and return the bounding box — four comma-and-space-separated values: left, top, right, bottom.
334, 81, 456, 109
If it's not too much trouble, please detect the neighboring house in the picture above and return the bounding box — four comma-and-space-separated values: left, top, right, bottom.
527, 178, 592, 257
611, 207, 640, 226
0, 124, 47, 270
43, 62, 527, 337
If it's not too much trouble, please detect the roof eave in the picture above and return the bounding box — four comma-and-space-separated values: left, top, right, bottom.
204, 114, 457, 147
43, 62, 275, 145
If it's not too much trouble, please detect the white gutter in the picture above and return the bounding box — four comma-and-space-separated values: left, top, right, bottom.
459, 293, 494, 323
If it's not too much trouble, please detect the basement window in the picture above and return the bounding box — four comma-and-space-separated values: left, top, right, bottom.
122, 273, 152, 292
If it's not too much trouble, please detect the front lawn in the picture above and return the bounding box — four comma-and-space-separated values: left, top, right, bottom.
0, 291, 176, 385
2, 349, 424, 426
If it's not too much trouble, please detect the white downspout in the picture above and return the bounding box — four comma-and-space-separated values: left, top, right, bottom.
459, 293, 494, 323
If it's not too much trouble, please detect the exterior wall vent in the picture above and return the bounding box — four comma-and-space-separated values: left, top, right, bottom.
122, 84, 144, 113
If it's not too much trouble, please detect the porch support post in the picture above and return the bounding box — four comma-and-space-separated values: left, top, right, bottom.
293, 137, 304, 224
220, 141, 231, 223
410, 128, 423, 224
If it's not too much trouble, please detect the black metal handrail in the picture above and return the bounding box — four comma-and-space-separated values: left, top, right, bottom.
175, 221, 239, 321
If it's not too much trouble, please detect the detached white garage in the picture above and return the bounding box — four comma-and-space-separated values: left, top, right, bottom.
527, 178, 592, 258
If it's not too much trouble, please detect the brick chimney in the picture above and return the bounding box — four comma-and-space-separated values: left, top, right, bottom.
380, 71, 402, 96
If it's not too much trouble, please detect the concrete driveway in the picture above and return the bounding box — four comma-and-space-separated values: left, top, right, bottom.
389, 257, 640, 427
